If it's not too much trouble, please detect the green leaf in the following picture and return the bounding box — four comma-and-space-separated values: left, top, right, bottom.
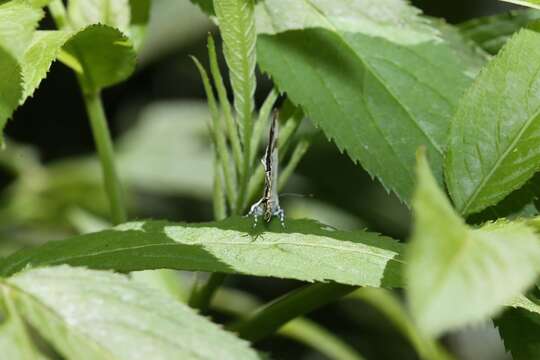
0, 48, 22, 145
0, 217, 404, 288
0, 0, 42, 143
67, 0, 131, 33
214, 0, 257, 150
62, 24, 136, 92
256, 1, 475, 202
496, 307, 540, 359
501, 0, 540, 10
0, 292, 46, 360
0, 0, 43, 59
255, 0, 439, 45
459, 9, 540, 55
21, 30, 72, 100
0, 266, 260, 359
407, 150, 540, 336
446, 29, 540, 215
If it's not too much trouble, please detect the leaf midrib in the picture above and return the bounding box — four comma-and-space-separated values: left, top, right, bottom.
301, 0, 445, 156
459, 99, 540, 215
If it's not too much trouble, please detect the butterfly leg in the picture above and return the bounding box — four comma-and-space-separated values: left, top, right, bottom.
248, 199, 265, 229
275, 207, 285, 228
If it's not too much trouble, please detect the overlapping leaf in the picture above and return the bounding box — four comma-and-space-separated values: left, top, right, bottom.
502, 0, 540, 10
0, 266, 260, 359
446, 29, 540, 215
0, 217, 404, 288
255, 0, 477, 202
0, 0, 42, 142
460, 9, 540, 54
407, 151, 540, 336
0, 1, 140, 141
496, 296, 540, 360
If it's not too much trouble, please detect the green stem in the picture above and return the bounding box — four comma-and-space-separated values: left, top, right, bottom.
212, 156, 227, 221
80, 85, 127, 225
47, 0, 68, 29
188, 273, 226, 312
213, 288, 365, 360
228, 283, 356, 342
278, 138, 311, 190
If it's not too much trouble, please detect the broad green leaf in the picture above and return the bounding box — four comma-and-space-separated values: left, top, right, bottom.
255, 0, 439, 45
0, 0, 42, 59
446, 29, 540, 215
501, 0, 540, 10
0, 49, 22, 144
67, 0, 131, 33
0, 266, 259, 359
21, 30, 72, 100
350, 288, 451, 360
460, 9, 540, 54
256, 1, 475, 202
0, 0, 42, 142
62, 24, 136, 92
407, 151, 540, 337
431, 18, 489, 77
0, 217, 404, 288
496, 307, 540, 359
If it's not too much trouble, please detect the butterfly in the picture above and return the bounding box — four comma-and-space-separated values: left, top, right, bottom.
248, 110, 285, 228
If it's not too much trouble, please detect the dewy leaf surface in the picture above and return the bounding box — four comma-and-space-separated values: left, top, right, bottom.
0, 266, 259, 360
446, 29, 540, 215
256, 0, 475, 202
407, 151, 540, 337
0, 217, 404, 288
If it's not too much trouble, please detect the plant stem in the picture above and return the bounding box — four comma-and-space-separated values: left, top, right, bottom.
80, 86, 127, 225
48, 1, 126, 225
47, 0, 68, 29
213, 287, 365, 360
278, 138, 311, 190
188, 273, 226, 312
228, 283, 356, 342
